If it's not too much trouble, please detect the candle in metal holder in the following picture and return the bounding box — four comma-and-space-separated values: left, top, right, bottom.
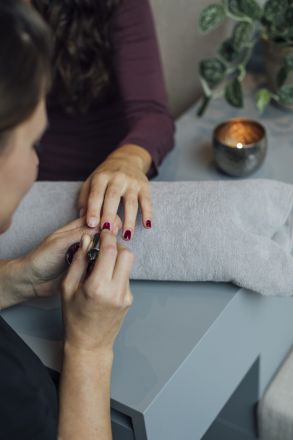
213, 119, 267, 177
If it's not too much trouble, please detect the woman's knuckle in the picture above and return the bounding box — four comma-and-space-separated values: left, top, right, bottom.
84, 282, 101, 300
125, 295, 133, 308
141, 189, 151, 201
88, 191, 102, 205
94, 171, 109, 182
103, 242, 117, 253
115, 296, 125, 309
126, 196, 138, 207
131, 179, 140, 189
121, 246, 133, 257
108, 187, 120, 199
84, 280, 94, 295
84, 289, 95, 301
114, 172, 125, 182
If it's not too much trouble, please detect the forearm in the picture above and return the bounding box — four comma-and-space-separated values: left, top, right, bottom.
107, 143, 152, 175
58, 344, 114, 440
0, 258, 33, 310
114, 114, 175, 176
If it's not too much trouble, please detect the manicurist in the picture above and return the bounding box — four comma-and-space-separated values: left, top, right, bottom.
0, 1, 133, 438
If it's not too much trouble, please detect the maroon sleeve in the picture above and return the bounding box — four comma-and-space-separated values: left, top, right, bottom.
110, 0, 175, 176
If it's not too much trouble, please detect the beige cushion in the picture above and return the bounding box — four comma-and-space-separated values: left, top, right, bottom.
258, 349, 293, 440
150, 0, 229, 116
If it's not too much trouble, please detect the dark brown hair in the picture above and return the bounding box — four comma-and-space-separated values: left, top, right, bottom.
32, 0, 120, 114
0, 0, 51, 146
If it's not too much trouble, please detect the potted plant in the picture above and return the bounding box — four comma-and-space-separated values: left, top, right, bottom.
197, 0, 293, 116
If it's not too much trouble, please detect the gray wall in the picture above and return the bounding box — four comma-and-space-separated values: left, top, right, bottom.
150, 0, 229, 117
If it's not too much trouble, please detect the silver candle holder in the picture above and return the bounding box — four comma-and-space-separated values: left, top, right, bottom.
213, 119, 267, 177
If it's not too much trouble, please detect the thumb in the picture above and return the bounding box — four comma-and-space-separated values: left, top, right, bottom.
49, 224, 97, 260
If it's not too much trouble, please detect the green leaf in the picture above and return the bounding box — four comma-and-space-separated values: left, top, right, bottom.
231, 22, 254, 50
199, 4, 226, 34
197, 96, 211, 117
219, 38, 252, 66
225, 0, 245, 18
285, 53, 293, 70
256, 88, 273, 113
263, 0, 288, 22
225, 78, 244, 107
199, 58, 227, 88
286, 6, 293, 27
278, 85, 293, 105
236, 64, 247, 81
219, 39, 240, 63
239, 0, 263, 20
276, 66, 288, 87
200, 77, 213, 97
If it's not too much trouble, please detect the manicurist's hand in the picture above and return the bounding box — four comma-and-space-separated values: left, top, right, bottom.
62, 229, 134, 352
78, 144, 153, 241
58, 230, 134, 440
21, 215, 122, 299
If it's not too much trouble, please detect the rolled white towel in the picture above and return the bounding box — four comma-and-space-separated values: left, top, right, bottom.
1, 179, 293, 296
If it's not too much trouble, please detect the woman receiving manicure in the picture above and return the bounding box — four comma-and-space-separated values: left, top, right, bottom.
0, 2, 133, 439
30, 0, 175, 239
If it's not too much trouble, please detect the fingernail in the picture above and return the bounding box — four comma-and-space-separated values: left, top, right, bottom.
146, 220, 152, 228
102, 222, 111, 230
79, 208, 85, 217
123, 230, 132, 241
88, 217, 98, 228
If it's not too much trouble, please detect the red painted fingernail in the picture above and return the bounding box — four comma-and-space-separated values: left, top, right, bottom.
102, 222, 111, 230
146, 220, 152, 228
123, 230, 132, 241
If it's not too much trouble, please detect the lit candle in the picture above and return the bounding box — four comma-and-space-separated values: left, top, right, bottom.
213, 119, 267, 177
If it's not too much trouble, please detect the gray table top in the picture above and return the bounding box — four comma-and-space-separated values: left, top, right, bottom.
2, 75, 293, 437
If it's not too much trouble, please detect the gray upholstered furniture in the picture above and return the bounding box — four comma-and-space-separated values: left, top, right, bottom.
258, 348, 293, 440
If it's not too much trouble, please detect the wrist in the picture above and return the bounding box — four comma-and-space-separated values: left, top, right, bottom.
63, 341, 114, 368
0, 257, 33, 309
107, 144, 152, 174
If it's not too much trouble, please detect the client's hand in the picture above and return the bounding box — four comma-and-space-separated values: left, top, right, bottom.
22, 216, 122, 299
62, 230, 134, 352
78, 144, 153, 241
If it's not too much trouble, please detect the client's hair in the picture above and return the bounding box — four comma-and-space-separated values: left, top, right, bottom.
32, 0, 120, 114
0, 0, 51, 147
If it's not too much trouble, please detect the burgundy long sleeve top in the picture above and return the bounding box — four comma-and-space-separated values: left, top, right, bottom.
37, 0, 175, 181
